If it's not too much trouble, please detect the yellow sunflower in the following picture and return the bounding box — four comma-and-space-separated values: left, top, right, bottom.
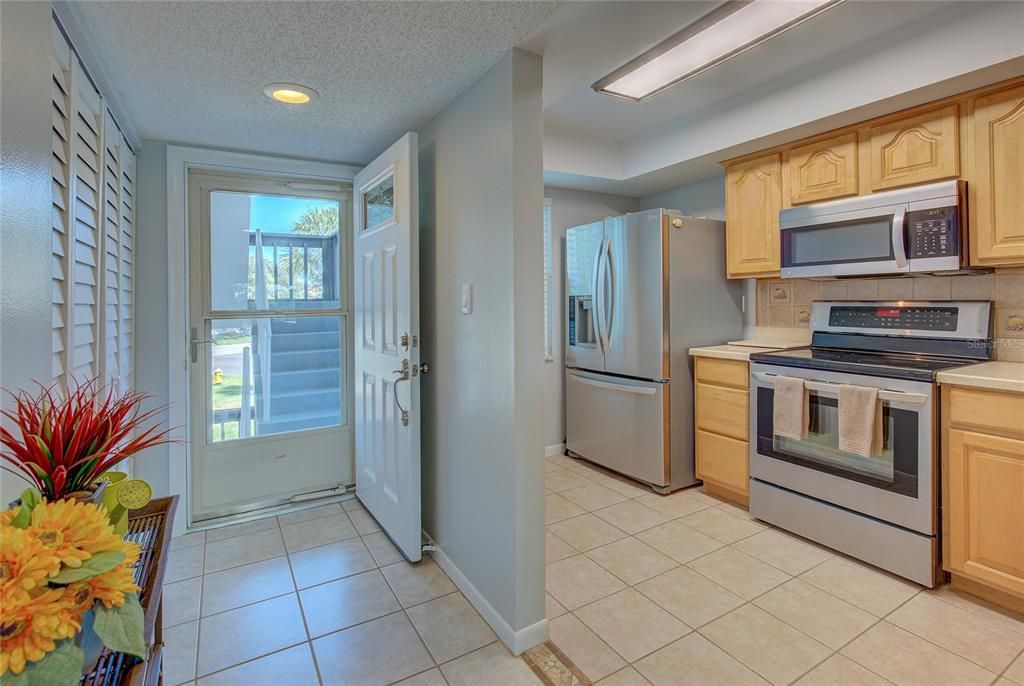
28, 498, 123, 568
0, 525, 61, 602
53, 582, 94, 639
86, 540, 141, 609
0, 586, 69, 676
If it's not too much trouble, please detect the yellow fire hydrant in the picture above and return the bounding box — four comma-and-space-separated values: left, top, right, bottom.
213, 368, 223, 385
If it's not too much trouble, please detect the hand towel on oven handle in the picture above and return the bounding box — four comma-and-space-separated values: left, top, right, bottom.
772, 376, 808, 440
838, 385, 883, 457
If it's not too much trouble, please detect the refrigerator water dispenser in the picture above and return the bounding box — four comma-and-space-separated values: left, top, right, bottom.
568, 295, 597, 347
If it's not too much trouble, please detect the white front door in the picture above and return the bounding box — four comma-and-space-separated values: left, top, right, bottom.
354, 133, 422, 562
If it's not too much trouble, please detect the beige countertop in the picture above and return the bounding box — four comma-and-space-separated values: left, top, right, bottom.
689, 343, 797, 361
936, 361, 1024, 394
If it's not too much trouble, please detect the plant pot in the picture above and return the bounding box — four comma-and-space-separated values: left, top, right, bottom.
77, 609, 104, 675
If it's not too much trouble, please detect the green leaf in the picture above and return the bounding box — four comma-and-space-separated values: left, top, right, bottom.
20, 488, 41, 510
92, 593, 145, 659
0, 638, 84, 686
8, 489, 41, 529
49, 551, 124, 584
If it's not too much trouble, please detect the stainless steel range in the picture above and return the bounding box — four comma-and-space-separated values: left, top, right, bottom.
748, 300, 993, 587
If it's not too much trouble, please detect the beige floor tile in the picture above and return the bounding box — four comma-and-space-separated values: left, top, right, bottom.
341, 497, 362, 511
716, 501, 759, 521
164, 620, 199, 686
346, 506, 382, 535
841, 622, 996, 686
441, 642, 543, 686
289, 536, 377, 589
380, 556, 457, 607
163, 576, 202, 628
800, 557, 919, 617
679, 486, 727, 507
794, 655, 892, 686
681, 507, 765, 544
887, 593, 1024, 673
277, 502, 343, 527
203, 527, 285, 574
599, 474, 653, 498
546, 493, 587, 525
732, 529, 832, 576
362, 531, 404, 567
546, 555, 626, 610
635, 492, 712, 519
170, 531, 206, 551
635, 520, 724, 564
547, 468, 594, 493
197, 594, 307, 676
634, 632, 769, 686
597, 666, 653, 685
1005, 653, 1024, 684
754, 579, 876, 650
545, 459, 563, 473
280, 513, 358, 553
406, 592, 497, 663
548, 613, 627, 681
925, 584, 1024, 637
687, 547, 790, 600
546, 593, 567, 620
299, 568, 400, 636
547, 454, 587, 472
314, 612, 435, 686
997, 679, 1020, 686
166, 542, 206, 583
197, 644, 318, 686
200, 556, 294, 617
205, 517, 278, 543
586, 536, 677, 585
700, 605, 831, 686
395, 668, 448, 686
548, 513, 627, 552
636, 566, 745, 629
546, 531, 579, 563
594, 500, 671, 535
575, 588, 690, 662
561, 481, 630, 511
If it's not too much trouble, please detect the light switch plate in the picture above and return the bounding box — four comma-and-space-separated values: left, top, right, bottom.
461, 283, 473, 314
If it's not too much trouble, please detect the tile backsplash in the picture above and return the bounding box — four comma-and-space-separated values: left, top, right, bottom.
755, 271, 1024, 361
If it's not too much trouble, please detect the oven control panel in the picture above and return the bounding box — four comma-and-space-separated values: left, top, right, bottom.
828, 306, 959, 331
906, 206, 958, 258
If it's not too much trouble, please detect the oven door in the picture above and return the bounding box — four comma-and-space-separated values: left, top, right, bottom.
780, 203, 910, 278
749, 363, 935, 535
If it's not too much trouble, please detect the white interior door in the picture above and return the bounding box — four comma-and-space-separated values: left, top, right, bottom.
354, 133, 422, 562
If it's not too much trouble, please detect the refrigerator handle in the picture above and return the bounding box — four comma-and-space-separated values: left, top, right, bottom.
591, 236, 605, 353
603, 236, 614, 352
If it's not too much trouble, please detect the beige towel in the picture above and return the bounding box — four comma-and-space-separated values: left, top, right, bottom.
838, 385, 883, 457
773, 376, 808, 440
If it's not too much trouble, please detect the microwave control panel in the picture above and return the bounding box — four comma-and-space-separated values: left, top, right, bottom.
906, 206, 958, 258
828, 306, 959, 331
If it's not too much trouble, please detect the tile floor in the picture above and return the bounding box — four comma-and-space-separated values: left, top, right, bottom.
543, 453, 1024, 686
163, 498, 542, 686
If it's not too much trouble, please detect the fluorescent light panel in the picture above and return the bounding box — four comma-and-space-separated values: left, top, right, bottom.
594, 0, 842, 102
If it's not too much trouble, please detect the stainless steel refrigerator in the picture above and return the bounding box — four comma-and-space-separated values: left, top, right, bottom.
565, 208, 743, 492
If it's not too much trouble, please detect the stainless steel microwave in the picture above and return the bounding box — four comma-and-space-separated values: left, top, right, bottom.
779, 180, 966, 278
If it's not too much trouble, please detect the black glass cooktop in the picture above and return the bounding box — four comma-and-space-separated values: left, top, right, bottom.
749, 347, 973, 382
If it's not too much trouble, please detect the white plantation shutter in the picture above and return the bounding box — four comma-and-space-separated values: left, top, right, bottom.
101, 110, 122, 389
51, 27, 73, 385
118, 142, 136, 392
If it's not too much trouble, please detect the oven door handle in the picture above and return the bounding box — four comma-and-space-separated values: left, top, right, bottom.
751, 372, 929, 405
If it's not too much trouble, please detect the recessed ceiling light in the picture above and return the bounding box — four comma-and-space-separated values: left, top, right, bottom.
263, 82, 318, 105
593, 0, 843, 102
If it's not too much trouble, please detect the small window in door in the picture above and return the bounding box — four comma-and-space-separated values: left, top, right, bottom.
362, 173, 395, 231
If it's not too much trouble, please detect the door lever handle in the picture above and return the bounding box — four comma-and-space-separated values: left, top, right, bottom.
190, 326, 213, 364
393, 359, 411, 425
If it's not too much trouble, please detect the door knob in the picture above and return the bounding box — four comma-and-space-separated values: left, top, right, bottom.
418, 362, 430, 375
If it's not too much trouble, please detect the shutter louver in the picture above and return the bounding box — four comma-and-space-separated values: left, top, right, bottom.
101, 110, 122, 389
119, 142, 136, 392
51, 27, 73, 386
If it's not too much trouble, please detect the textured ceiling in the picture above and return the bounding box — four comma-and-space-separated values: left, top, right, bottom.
70, 1, 559, 164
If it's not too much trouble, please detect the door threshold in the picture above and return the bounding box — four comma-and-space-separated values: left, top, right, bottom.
189, 489, 357, 533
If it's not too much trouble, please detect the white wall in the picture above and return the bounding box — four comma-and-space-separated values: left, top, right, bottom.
639, 176, 725, 221
209, 193, 251, 310
542, 187, 642, 449
0, 1, 52, 502
418, 48, 546, 650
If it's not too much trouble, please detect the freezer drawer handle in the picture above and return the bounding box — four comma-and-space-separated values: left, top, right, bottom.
751, 372, 928, 405
571, 375, 657, 395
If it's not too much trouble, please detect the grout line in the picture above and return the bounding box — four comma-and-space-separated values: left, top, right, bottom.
282, 538, 324, 686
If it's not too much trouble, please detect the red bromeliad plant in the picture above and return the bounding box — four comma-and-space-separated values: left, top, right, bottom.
1, 379, 174, 500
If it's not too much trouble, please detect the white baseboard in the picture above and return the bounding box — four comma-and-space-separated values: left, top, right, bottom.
545, 443, 565, 457
428, 540, 548, 655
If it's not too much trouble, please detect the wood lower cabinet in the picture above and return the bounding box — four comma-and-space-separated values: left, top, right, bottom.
868, 104, 959, 191
968, 83, 1024, 266
942, 385, 1024, 611
694, 357, 750, 505
725, 153, 782, 279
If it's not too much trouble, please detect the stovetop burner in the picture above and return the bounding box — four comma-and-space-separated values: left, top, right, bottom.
749, 346, 973, 382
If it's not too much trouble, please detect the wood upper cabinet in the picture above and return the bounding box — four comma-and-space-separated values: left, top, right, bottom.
785, 133, 859, 205
868, 104, 959, 191
725, 153, 782, 278
968, 83, 1024, 266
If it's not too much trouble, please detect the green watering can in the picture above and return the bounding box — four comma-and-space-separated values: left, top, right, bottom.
99, 471, 153, 535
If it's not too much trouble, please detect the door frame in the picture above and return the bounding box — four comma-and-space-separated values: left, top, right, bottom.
166, 145, 360, 534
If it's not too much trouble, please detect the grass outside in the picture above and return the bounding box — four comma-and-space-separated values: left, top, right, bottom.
212, 331, 250, 346
210, 374, 254, 441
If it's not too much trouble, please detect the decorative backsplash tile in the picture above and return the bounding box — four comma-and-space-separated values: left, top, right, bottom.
768, 282, 791, 303
996, 308, 1024, 338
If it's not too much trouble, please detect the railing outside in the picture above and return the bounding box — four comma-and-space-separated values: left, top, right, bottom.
249, 231, 338, 303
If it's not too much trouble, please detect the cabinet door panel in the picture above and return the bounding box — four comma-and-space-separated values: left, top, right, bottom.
726, 154, 782, 278
695, 382, 748, 441
787, 133, 859, 205
947, 428, 1024, 597
969, 84, 1024, 266
696, 429, 748, 497
869, 105, 959, 190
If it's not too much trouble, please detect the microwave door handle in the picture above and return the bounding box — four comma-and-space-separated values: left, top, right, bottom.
892, 208, 908, 268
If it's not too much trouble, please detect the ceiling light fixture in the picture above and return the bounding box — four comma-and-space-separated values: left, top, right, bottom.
263, 82, 318, 105
593, 0, 843, 102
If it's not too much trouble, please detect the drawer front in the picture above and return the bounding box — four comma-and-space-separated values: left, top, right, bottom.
696, 382, 748, 441
696, 429, 749, 496
695, 357, 748, 390
946, 386, 1024, 439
